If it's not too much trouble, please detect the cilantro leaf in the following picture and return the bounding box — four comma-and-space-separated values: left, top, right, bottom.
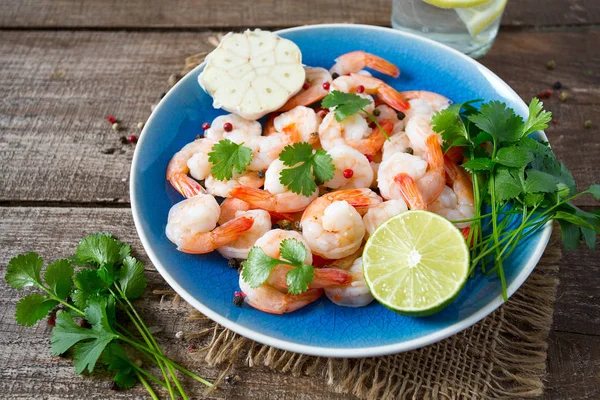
468, 101, 524, 143
44, 259, 74, 300
321, 91, 371, 122
208, 139, 252, 181
6, 252, 44, 290
118, 256, 147, 300
462, 158, 494, 172
586, 184, 600, 200
72, 269, 107, 309
51, 298, 118, 374
431, 103, 470, 150
522, 98, 552, 137
279, 239, 307, 265
103, 343, 137, 389
555, 211, 600, 234
75, 233, 123, 268
524, 170, 558, 194
492, 167, 523, 201
241, 247, 281, 288
494, 146, 532, 168
279, 143, 334, 196
581, 227, 597, 250
15, 293, 58, 326
558, 220, 582, 250
286, 265, 315, 295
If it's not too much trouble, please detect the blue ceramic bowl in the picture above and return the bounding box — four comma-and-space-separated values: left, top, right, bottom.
131, 24, 551, 357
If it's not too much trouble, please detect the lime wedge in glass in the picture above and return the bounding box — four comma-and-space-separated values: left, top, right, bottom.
363, 210, 469, 317
455, 0, 508, 36
422, 0, 491, 8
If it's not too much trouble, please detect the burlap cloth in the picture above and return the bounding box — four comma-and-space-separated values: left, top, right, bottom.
159, 42, 560, 399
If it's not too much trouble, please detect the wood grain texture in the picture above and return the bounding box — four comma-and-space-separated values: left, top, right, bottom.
0, 206, 597, 398
0, 0, 599, 29
0, 207, 352, 400
1, 28, 599, 205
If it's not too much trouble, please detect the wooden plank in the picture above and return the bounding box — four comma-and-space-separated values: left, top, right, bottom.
0, 206, 351, 400
1, 29, 599, 205
545, 331, 600, 400
0, 206, 598, 399
0, 0, 599, 29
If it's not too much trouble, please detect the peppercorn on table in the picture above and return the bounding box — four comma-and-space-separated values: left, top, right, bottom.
1, 1, 599, 399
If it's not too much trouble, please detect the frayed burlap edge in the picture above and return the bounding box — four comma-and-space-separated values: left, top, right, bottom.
180, 228, 559, 400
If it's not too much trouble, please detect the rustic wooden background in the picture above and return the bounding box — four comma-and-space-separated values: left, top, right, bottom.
0, 0, 599, 399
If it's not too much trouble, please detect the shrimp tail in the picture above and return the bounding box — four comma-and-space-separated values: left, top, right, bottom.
425, 135, 444, 171
230, 186, 276, 210
362, 52, 401, 78
462, 226, 473, 247
169, 173, 205, 198
394, 173, 427, 210
377, 85, 410, 112
179, 215, 254, 254
330, 189, 382, 209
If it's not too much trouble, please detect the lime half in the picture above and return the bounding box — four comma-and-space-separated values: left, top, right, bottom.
363, 210, 469, 316
422, 0, 491, 8
455, 0, 508, 36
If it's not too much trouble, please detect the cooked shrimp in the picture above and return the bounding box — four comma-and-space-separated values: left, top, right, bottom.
381, 131, 413, 160
374, 104, 404, 134
377, 152, 427, 200
279, 67, 332, 111
273, 106, 322, 144
253, 230, 352, 290
204, 114, 262, 142
245, 133, 289, 172
404, 114, 442, 155
325, 145, 374, 190
429, 158, 474, 228
301, 189, 381, 259
230, 159, 318, 212
218, 197, 250, 225
401, 90, 451, 120
239, 275, 323, 315
330, 74, 409, 111
204, 171, 264, 198
165, 194, 254, 254
330, 51, 400, 78
362, 199, 408, 236
379, 135, 445, 204
166, 138, 216, 198
319, 112, 395, 155
217, 210, 272, 259
325, 257, 374, 308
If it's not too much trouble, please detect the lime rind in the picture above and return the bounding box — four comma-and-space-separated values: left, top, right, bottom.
422, 0, 491, 9
363, 211, 469, 317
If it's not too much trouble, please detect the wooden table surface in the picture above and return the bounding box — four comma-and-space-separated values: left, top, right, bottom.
1, 1, 599, 399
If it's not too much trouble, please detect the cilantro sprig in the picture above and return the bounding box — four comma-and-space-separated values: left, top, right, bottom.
321, 90, 391, 140
6, 233, 212, 397
208, 138, 253, 181
432, 98, 600, 300
241, 238, 315, 294
278, 142, 335, 196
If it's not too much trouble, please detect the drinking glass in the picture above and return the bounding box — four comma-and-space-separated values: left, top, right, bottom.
391, 0, 507, 58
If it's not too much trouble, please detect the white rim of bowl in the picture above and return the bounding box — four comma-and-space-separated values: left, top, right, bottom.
130, 23, 552, 358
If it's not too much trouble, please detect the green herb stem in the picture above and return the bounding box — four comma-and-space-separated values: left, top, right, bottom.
135, 370, 160, 400
364, 111, 391, 141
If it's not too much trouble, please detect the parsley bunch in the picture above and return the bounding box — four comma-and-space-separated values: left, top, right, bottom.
6, 233, 211, 399
432, 99, 600, 299
241, 238, 315, 294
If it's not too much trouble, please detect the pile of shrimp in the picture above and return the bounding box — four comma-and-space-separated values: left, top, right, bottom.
165, 51, 475, 315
